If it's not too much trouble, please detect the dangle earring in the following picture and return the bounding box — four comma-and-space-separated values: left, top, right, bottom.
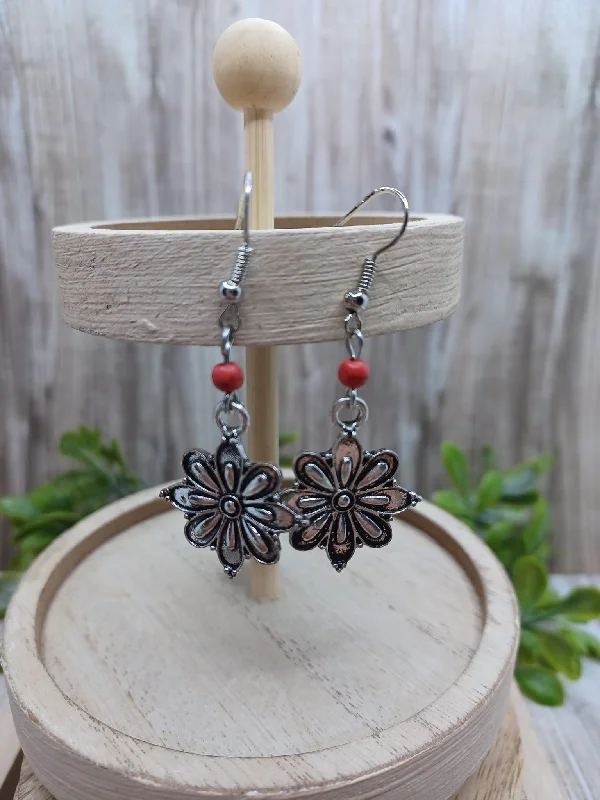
160, 173, 297, 577
285, 187, 422, 572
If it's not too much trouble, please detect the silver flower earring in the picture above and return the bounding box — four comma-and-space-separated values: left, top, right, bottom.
160, 173, 297, 577
285, 188, 422, 572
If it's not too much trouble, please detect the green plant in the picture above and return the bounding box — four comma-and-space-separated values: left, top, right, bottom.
434, 442, 600, 706
0, 427, 299, 625
279, 431, 299, 468
0, 427, 141, 621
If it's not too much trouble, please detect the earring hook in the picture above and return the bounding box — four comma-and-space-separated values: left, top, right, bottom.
234, 170, 253, 248
335, 186, 409, 260
219, 171, 254, 307
334, 186, 409, 318
218, 172, 254, 348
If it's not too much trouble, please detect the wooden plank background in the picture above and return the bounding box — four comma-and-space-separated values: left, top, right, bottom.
1, 0, 599, 571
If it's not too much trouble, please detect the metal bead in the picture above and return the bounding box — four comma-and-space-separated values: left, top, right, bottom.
344, 289, 369, 312
219, 280, 243, 304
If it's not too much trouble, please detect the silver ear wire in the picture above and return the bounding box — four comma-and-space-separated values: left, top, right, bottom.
219, 171, 253, 305
335, 186, 409, 311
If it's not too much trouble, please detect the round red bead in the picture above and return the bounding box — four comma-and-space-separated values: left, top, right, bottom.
212, 362, 244, 393
338, 358, 369, 388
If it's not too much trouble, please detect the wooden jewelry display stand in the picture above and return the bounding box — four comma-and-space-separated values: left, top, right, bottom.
3, 18, 524, 800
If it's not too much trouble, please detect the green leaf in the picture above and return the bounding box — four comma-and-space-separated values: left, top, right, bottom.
441, 442, 469, 497
512, 556, 548, 612
100, 438, 127, 469
551, 587, 600, 622
0, 495, 39, 524
279, 455, 294, 468
519, 627, 541, 654
279, 431, 299, 448
432, 490, 469, 518
483, 521, 515, 551
59, 426, 103, 462
475, 471, 503, 512
515, 666, 564, 706
478, 505, 531, 526
537, 586, 561, 608
538, 630, 581, 680
569, 629, 600, 660
498, 492, 540, 508
12, 510, 80, 541
481, 445, 496, 473
522, 498, 549, 553
501, 455, 552, 500
0, 572, 20, 620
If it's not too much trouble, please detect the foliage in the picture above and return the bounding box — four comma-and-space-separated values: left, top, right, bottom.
434, 442, 600, 706
0, 427, 299, 626
0, 427, 141, 622
279, 431, 299, 468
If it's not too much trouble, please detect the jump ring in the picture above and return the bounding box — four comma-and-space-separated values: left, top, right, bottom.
331, 395, 368, 432
215, 398, 249, 438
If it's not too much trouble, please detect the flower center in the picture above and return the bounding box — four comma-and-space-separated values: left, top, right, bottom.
332, 490, 355, 512
220, 494, 242, 518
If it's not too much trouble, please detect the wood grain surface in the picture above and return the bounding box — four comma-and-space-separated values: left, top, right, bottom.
52, 214, 462, 345
1, 0, 600, 571
0, 659, 21, 800
5, 576, 598, 799
11, 688, 565, 800
2, 489, 518, 800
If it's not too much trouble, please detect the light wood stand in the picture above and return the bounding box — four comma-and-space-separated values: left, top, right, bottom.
4, 490, 518, 800
0, 16, 524, 800
214, 20, 301, 600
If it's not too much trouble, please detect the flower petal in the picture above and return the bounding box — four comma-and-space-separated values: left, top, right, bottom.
216, 439, 246, 493
355, 449, 399, 491
353, 508, 393, 548
290, 511, 332, 550
327, 512, 356, 571
184, 511, 222, 548
240, 462, 281, 500
246, 502, 296, 531
182, 450, 220, 493
241, 518, 281, 564
357, 486, 410, 514
161, 482, 220, 514
294, 452, 335, 492
334, 436, 363, 488
282, 489, 329, 515
217, 519, 245, 577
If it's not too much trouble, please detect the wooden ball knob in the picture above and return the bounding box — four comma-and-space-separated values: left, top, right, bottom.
213, 18, 302, 112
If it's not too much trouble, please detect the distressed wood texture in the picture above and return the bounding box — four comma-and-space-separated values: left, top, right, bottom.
12, 693, 553, 800
2, 488, 518, 800
53, 214, 462, 344
11, 571, 600, 800
1, 1, 600, 570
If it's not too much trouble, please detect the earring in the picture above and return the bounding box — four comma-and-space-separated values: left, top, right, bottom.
160, 173, 297, 577
285, 187, 422, 572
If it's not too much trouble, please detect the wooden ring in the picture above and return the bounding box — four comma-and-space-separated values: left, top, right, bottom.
53, 213, 463, 346
3, 486, 517, 800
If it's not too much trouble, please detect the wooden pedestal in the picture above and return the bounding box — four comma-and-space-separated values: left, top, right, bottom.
3, 486, 518, 800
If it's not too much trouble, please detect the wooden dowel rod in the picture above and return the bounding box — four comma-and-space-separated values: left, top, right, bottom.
244, 109, 280, 600
213, 18, 302, 600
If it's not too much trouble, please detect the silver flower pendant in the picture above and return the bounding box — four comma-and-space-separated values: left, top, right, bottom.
160, 438, 296, 577
284, 435, 421, 572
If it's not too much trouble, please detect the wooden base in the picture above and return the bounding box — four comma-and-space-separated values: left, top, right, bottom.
15, 687, 562, 800
3, 487, 518, 800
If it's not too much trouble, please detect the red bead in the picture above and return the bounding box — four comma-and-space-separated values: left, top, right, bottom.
338, 358, 369, 388
212, 362, 244, 393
